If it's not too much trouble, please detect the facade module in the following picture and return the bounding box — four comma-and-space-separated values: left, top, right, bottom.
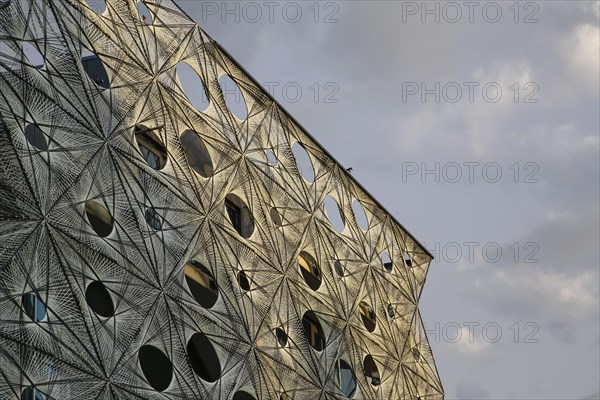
0, 0, 443, 399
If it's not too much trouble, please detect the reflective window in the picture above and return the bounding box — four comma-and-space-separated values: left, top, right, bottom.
237, 270, 251, 291
184, 261, 218, 309
363, 355, 380, 386
145, 207, 163, 230
82, 54, 110, 89
22, 293, 46, 322
135, 125, 167, 170
85, 200, 114, 238
224, 194, 254, 238
24, 124, 48, 151
187, 332, 221, 382
336, 359, 357, 398
21, 386, 43, 400
301, 310, 325, 351
232, 391, 256, 400
180, 130, 214, 178
85, 281, 114, 318
139, 345, 173, 391
275, 327, 288, 347
298, 251, 322, 291
359, 301, 376, 332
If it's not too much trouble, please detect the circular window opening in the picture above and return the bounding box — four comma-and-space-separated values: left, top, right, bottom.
275, 327, 288, 347
87, 0, 106, 13
333, 260, 344, 277
20, 386, 43, 400
136, 1, 153, 24
81, 53, 110, 89
336, 359, 357, 398
21, 293, 46, 322
23, 42, 44, 69
145, 207, 163, 230
298, 251, 321, 291
381, 251, 393, 273
270, 207, 283, 227
184, 261, 218, 309
324, 196, 344, 233
237, 270, 251, 291
180, 130, 214, 178
135, 125, 167, 170
403, 251, 413, 268
291, 142, 314, 183
351, 200, 368, 231
187, 332, 221, 382
386, 304, 396, 319
219, 74, 248, 120
233, 392, 256, 400
139, 345, 172, 391
265, 148, 278, 167
225, 194, 255, 238
85, 200, 113, 238
363, 355, 380, 386
176, 62, 210, 112
301, 310, 326, 351
85, 281, 114, 318
359, 301, 376, 333
24, 124, 48, 151
280, 393, 292, 400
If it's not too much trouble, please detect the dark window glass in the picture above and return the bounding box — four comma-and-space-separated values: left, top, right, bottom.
22, 293, 46, 322
184, 261, 218, 308
187, 332, 221, 382
301, 310, 326, 351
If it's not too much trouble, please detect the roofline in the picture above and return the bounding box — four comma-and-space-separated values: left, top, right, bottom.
171, 1, 434, 259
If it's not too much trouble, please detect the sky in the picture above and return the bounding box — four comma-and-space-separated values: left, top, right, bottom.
174, 1, 600, 399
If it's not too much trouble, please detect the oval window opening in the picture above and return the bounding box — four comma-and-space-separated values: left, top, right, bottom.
22, 293, 46, 322
184, 261, 218, 309
145, 207, 163, 230
225, 194, 255, 238
363, 355, 380, 386
135, 125, 167, 170
324, 196, 344, 232
85, 281, 114, 318
24, 123, 48, 151
363, 354, 381, 386
275, 327, 288, 347
233, 391, 256, 400
404, 250, 413, 268
187, 332, 221, 382
291, 142, 314, 183
386, 303, 396, 319
82, 53, 110, 89
180, 130, 214, 178
265, 148, 278, 167
85, 200, 114, 238
298, 251, 322, 291
336, 359, 357, 398
301, 310, 326, 351
352, 200, 368, 231
176, 62, 210, 112
237, 270, 251, 291
23, 42, 44, 69
359, 301, 376, 333
333, 260, 344, 277
21, 386, 43, 400
87, 0, 106, 13
381, 251, 393, 273
219, 74, 247, 120
136, 1, 153, 24
270, 207, 283, 227
139, 345, 173, 391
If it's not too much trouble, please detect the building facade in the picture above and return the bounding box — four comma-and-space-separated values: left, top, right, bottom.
0, 0, 443, 399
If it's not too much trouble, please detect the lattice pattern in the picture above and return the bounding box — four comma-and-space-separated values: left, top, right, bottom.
0, 0, 443, 399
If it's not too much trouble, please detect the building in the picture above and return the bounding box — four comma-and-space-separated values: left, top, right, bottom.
0, 0, 443, 399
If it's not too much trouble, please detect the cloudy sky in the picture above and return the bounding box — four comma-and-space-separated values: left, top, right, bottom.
174, 1, 600, 398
